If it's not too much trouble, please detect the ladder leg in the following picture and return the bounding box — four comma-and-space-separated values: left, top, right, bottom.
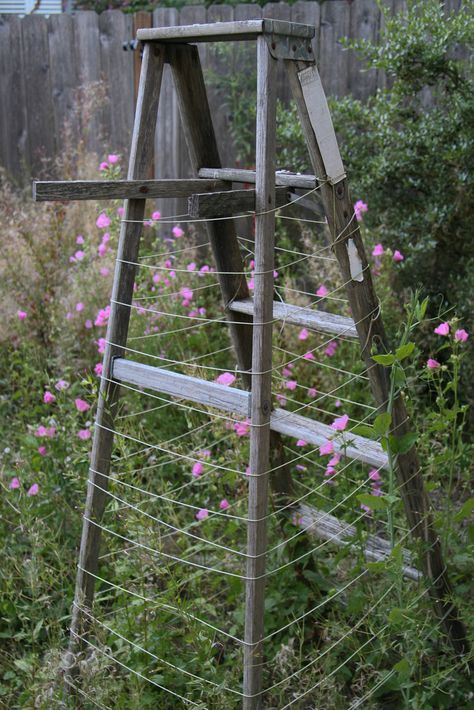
64, 43, 165, 685
243, 38, 277, 710
285, 58, 469, 657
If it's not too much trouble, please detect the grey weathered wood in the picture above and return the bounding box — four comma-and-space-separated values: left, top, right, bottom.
20, 15, 56, 177
319, 0, 351, 97
168, 42, 254, 389
349, 0, 381, 102
137, 19, 314, 43
228, 297, 358, 338
0, 15, 27, 180
66, 43, 165, 683
244, 37, 277, 710
297, 504, 421, 581
199, 167, 317, 189
285, 57, 469, 656
99, 11, 134, 158
188, 186, 288, 218
112, 358, 249, 416
33, 178, 227, 202
271, 408, 388, 470
47, 13, 78, 162
73, 11, 102, 156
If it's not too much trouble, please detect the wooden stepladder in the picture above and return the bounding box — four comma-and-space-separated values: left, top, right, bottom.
34, 19, 468, 708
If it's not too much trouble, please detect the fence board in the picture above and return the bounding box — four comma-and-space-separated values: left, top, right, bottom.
349, 0, 381, 101
319, 0, 351, 97
73, 11, 102, 157
0, 15, 27, 181
21, 15, 56, 177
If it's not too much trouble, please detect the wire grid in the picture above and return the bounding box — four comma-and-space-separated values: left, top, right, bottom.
75, 196, 429, 708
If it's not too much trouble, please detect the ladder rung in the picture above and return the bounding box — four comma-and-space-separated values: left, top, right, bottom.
199, 167, 317, 190
297, 504, 421, 581
137, 20, 315, 44
229, 298, 358, 339
188, 186, 289, 219
112, 359, 386, 469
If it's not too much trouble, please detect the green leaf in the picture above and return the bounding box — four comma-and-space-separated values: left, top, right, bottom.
366, 560, 387, 574
373, 412, 392, 437
372, 353, 396, 366
454, 498, 474, 523
351, 424, 374, 439
393, 657, 411, 677
396, 432, 418, 455
418, 297, 429, 320
357, 493, 389, 511
395, 342, 415, 361
388, 607, 405, 626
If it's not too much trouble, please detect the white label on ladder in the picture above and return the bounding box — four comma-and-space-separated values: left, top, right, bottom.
298, 65, 346, 185
347, 239, 364, 282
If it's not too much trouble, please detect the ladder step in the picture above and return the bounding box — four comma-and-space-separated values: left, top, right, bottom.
297, 504, 421, 581
229, 298, 358, 339
199, 167, 317, 190
112, 359, 386, 469
137, 19, 315, 44
188, 186, 289, 219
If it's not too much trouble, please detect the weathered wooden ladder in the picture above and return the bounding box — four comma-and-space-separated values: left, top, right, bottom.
34, 18, 468, 707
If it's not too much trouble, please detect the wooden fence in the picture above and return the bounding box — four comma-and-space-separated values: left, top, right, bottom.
0, 1, 462, 188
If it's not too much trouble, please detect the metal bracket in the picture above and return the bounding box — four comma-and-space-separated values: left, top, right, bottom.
264, 33, 314, 62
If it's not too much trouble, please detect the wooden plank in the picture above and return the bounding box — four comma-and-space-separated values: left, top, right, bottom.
73, 11, 102, 156
199, 167, 317, 189
137, 19, 314, 43
20, 14, 56, 177
319, 0, 351, 97
263, 2, 292, 104
112, 358, 249, 416
291, 1, 320, 63
188, 185, 288, 218
0, 16, 27, 181
271, 408, 388, 470
47, 13, 78, 173
244, 36, 277, 710
99, 11, 135, 159
348, 0, 381, 102
132, 12, 152, 104
33, 178, 227, 202
168, 42, 254, 389
228, 297, 358, 338
297, 504, 421, 581
66, 43, 165, 684
285, 58, 469, 656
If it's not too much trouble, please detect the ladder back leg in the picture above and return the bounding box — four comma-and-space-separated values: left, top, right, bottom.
285, 58, 469, 656
65, 43, 165, 683
243, 37, 277, 710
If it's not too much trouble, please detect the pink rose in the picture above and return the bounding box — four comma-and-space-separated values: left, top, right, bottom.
454, 329, 469, 342
393, 250, 404, 262
427, 358, 440, 370
434, 322, 450, 336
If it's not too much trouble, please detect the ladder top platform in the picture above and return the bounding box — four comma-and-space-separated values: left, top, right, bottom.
137, 19, 315, 44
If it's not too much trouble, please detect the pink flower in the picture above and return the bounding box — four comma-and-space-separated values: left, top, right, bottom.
78, 429, 91, 440
85, 319, 93, 329
152, 210, 161, 220
117, 206, 124, 217
234, 419, 250, 437
296, 439, 306, 447
74, 250, 85, 261
393, 250, 404, 262
295, 464, 306, 472
298, 328, 309, 341
99, 267, 110, 277
95, 306, 110, 327
434, 322, 450, 336
369, 469, 381, 482
35, 425, 56, 438
97, 338, 106, 354
195, 508, 208, 521
354, 200, 368, 221
319, 440, 334, 456
328, 453, 341, 467
325, 341, 338, 357
219, 498, 230, 510
248, 277, 255, 290
324, 466, 337, 477
308, 387, 317, 398
216, 372, 236, 386
101, 232, 110, 244
455, 329, 469, 342
94, 362, 103, 376
187, 262, 196, 272
200, 265, 210, 274
198, 449, 211, 459
38, 446, 47, 456
276, 394, 287, 407
99, 161, 109, 171
372, 243, 384, 257
316, 285, 328, 297
55, 379, 69, 391
96, 213, 111, 229
331, 414, 349, 431
192, 462, 204, 477
427, 358, 440, 370
360, 503, 372, 514
75, 398, 90, 413
76, 235, 84, 245
180, 287, 193, 302
43, 391, 56, 404
108, 154, 119, 164
335, 399, 342, 408
76, 302, 84, 312
27, 483, 39, 497
303, 352, 315, 361
98, 243, 107, 257
172, 225, 184, 238
285, 380, 297, 391
17, 310, 27, 320
9, 477, 20, 490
